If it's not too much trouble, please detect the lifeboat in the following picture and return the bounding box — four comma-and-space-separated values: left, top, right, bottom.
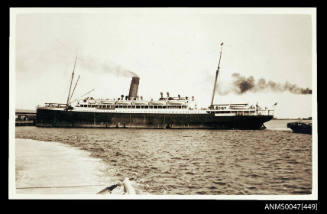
116, 100, 132, 105
148, 100, 166, 106
167, 100, 187, 105
101, 99, 116, 105
133, 100, 149, 105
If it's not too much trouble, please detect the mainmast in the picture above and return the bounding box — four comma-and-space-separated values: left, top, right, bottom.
210, 42, 224, 108
66, 56, 77, 106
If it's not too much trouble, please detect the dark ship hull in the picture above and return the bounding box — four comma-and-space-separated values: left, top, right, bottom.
36, 108, 273, 130
287, 122, 312, 134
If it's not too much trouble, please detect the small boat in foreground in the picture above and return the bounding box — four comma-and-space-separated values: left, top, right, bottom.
97, 178, 136, 195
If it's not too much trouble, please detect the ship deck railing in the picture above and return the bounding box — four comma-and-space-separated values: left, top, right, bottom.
38, 104, 67, 109
73, 108, 208, 114
208, 109, 274, 116
234, 110, 274, 116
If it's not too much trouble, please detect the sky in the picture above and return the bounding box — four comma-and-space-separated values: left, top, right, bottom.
11, 8, 316, 118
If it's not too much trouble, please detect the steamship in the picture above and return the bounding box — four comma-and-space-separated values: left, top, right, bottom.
36, 43, 275, 129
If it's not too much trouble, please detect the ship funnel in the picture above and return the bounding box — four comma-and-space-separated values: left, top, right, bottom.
128, 77, 140, 100
167, 92, 170, 98
160, 92, 163, 98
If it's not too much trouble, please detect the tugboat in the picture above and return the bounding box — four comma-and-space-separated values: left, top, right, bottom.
287, 122, 312, 134
36, 42, 275, 129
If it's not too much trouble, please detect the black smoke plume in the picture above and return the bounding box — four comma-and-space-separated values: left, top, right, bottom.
218, 73, 312, 95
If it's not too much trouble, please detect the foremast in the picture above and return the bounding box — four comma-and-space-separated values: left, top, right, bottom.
66, 56, 78, 107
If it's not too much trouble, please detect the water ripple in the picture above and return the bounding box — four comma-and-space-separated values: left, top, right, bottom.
16, 120, 312, 195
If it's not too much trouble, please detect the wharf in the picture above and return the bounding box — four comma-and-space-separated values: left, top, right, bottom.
16, 121, 34, 126
15, 109, 36, 126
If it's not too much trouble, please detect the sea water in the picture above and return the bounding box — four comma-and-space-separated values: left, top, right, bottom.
15, 120, 312, 195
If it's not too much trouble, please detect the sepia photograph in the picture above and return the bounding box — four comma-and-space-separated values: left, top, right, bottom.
9, 7, 317, 200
